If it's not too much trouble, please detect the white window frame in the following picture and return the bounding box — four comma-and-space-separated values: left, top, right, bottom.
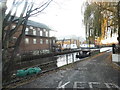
33, 39, 37, 44
12, 25, 16, 29
46, 39, 49, 44
40, 31, 42, 36
43, 29, 46, 32
12, 37, 17, 42
30, 26, 33, 29
25, 38, 29, 44
40, 39, 43, 44
33, 29, 36, 35
25, 28, 29, 35
44, 29, 46, 36
38, 28, 40, 30
53, 40, 55, 44
13, 37, 17, 39
46, 31, 48, 37
74, 41, 76, 44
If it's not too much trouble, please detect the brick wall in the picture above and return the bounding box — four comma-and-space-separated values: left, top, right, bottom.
5, 23, 55, 54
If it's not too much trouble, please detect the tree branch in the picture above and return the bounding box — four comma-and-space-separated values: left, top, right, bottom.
30, 0, 53, 16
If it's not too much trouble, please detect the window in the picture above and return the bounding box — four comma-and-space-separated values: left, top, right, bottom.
46, 39, 49, 44
30, 26, 33, 29
13, 37, 17, 39
74, 41, 76, 44
53, 40, 55, 44
33, 39, 37, 44
43, 29, 46, 36
40, 39, 43, 44
38, 28, 40, 30
12, 25, 16, 29
33, 29, 36, 35
46, 31, 48, 37
43, 29, 46, 32
25, 38, 29, 44
12, 37, 17, 42
40, 31, 42, 36
25, 28, 29, 34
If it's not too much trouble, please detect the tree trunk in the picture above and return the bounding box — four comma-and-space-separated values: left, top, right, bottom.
0, 0, 7, 86
2, 0, 53, 85
117, 1, 120, 53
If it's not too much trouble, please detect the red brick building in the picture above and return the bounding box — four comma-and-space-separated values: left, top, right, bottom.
9, 20, 56, 55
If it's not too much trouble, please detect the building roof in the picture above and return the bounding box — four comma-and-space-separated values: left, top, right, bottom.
11, 16, 51, 30
27, 20, 51, 30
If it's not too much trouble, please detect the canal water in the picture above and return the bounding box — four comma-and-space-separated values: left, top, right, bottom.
56, 52, 80, 67
100, 47, 112, 52
16, 47, 112, 71
56, 47, 112, 67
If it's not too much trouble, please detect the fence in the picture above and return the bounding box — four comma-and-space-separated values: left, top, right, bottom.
14, 49, 100, 72
3, 49, 100, 87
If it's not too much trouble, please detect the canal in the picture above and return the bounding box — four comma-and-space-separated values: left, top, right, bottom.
15, 47, 112, 73
56, 47, 112, 67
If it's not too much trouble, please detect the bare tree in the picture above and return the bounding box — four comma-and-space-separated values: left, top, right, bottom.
2, 0, 53, 84
0, 0, 7, 88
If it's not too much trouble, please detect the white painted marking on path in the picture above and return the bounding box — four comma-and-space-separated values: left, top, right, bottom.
57, 81, 120, 89
104, 83, 111, 88
57, 81, 70, 89
113, 83, 120, 90
73, 82, 86, 89
104, 83, 120, 90
88, 82, 100, 88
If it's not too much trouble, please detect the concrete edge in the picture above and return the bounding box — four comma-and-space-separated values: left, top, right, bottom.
112, 62, 120, 71
106, 54, 120, 72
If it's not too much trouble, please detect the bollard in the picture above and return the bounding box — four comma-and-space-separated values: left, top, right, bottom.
72, 53, 74, 63
112, 44, 116, 54
66, 54, 68, 65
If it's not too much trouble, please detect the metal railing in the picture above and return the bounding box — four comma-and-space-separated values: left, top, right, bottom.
3, 49, 100, 88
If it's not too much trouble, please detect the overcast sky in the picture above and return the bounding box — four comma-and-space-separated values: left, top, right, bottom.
6, 0, 119, 43
29, 0, 86, 39
6, 0, 86, 39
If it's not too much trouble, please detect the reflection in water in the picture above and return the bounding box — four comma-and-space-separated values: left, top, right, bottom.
56, 47, 112, 67
100, 47, 112, 52
57, 53, 80, 67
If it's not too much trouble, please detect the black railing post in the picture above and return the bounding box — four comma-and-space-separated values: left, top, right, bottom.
112, 44, 116, 54
72, 53, 74, 63
66, 54, 68, 65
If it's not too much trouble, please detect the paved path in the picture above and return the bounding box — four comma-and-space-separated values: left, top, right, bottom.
18, 52, 120, 89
